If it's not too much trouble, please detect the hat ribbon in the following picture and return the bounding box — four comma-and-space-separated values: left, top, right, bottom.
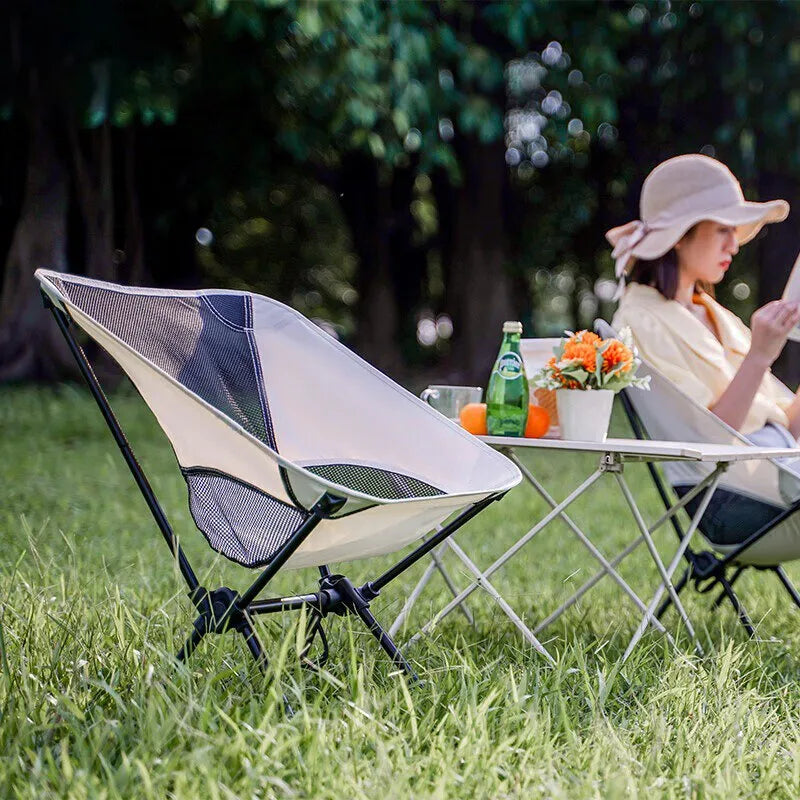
608, 215, 671, 298
609, 220, 649, 277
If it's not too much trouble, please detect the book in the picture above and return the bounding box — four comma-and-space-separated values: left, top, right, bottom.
781, 250, 800, 342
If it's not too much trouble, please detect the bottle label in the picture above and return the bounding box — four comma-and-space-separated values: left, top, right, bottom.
495, 352, 523, 380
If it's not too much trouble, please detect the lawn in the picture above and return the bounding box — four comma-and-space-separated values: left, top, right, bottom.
2, 384, 800, 798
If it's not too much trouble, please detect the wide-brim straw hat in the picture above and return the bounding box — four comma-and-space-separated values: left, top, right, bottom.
606, 154, 789, 287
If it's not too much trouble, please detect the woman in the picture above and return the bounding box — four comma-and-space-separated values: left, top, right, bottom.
610, 154, 800, 449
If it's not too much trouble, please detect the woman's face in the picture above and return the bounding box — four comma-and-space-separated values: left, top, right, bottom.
675, 220, 739, 286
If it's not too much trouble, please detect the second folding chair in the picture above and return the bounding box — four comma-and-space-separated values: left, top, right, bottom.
595, 319, 800, 636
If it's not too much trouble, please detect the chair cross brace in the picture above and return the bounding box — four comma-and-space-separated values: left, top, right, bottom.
178, 571, 417, 680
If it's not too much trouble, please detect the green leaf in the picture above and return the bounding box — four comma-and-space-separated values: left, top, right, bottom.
367, 132, 386, 159
392, 108, 410, 136
296, 6, 323, 38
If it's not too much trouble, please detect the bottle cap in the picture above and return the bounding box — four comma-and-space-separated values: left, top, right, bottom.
502, 321, 523, 334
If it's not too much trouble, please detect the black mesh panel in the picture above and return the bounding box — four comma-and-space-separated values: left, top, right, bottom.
305, 463, 444, 500
183, 468, 310, 567
673, 484, 784, 547
54, 278, 275, 448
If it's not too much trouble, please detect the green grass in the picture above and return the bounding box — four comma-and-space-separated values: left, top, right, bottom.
3, 385, 800, 798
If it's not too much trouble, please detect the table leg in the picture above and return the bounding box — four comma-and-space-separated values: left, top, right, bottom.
616, 472, 701, 652
388, 538, 474, 637
621, 466, 725, 663
507, 451, 671, 638
429, 543, 475, 628
532, 474, 719, 634
533, 534, 645, 634
411, 468, 605, 647
445, 539, 556, 663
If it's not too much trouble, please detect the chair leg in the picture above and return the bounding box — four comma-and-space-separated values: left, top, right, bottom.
352, 602, 419, 683
176, 623, 206, 663
655, 566, 690, 620
239, 615, 269, 672
238, 616, 295, 715
718, 575, 756, 637
298, 610, 329, 670
712, 566, 744, 609
773, 565, 800, 610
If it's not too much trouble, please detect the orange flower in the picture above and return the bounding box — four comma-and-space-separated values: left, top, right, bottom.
562, 341, 597, 372
602, 339, 634, 374
547, 356, 581, 389
568, 330, 602, 347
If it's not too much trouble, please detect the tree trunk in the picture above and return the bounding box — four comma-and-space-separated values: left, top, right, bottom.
447, 137, 514, 383
388, 162, 426, 365
0, 92, 74, 381
758, 171, 800, 384
69, 121, 116, 282
337, 153, 402, 376
122, 127, 147, 285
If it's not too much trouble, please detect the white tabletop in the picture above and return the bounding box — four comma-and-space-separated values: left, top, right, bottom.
479, 435, 800, 463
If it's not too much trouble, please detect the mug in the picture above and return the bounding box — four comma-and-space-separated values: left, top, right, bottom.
420, 385, 483, 421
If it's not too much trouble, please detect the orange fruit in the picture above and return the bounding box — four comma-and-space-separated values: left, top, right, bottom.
525, 405, 550, 438
459, 402, 488, 435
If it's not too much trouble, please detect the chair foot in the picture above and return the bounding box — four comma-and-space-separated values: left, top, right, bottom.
239, 614, 269, 672
353, 602, 419, 682
176, 623, 206, 663
178, 586, 283, 696
712, 566, 745, 609
238, 617, 294, 715
298, 610, 329, 671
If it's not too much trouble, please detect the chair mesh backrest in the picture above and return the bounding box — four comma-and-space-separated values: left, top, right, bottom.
596, 318, 800, 548
48, 276, 276, 448
305, 464, 443, 499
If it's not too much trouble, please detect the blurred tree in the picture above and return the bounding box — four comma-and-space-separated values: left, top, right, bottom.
4, 0, 800, 387
272, 0, 627, 379
0, 1, 192, 380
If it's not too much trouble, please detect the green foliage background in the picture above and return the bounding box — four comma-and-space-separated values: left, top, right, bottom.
3, 0, 800, 380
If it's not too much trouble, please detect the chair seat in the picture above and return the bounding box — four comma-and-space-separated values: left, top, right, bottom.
36, 269, 520, 569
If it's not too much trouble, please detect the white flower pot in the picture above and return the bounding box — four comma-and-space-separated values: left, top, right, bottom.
556, 389, 614, 442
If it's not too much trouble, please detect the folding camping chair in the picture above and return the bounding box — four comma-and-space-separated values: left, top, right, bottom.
35, 269, 521, 688
595, 319, 800, 636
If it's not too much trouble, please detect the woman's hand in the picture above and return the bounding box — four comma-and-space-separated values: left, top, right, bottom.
711, 299, 800, 431
748, 300, 800, 367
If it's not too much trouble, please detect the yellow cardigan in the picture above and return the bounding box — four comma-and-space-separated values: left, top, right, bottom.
612, 282, 795, 434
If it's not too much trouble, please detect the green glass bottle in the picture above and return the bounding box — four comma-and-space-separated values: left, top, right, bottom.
486, 321, 529, 437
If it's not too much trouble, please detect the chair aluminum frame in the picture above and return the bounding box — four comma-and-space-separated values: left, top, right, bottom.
45, 294, 507, 691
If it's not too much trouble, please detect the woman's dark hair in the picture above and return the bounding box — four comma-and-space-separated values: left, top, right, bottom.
628, 248, 681, 299
627, 224, 714, 299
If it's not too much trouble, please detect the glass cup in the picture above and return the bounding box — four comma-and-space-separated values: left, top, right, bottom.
420, 385, 483, 422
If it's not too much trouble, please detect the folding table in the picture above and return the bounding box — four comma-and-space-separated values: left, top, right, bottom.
391, 437, 800, 662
